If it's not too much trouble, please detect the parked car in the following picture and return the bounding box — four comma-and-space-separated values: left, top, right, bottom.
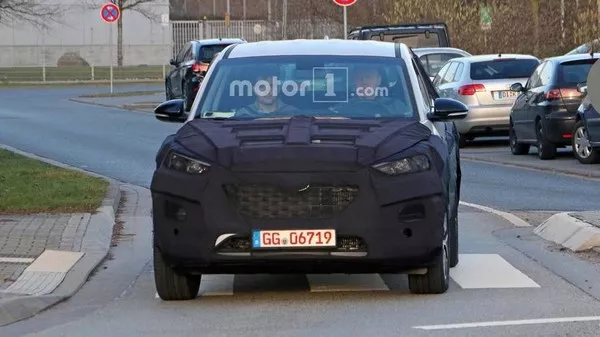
166, 38, 246, 111
412, 47, 472, 80
571, 82, 600, 164
433, 54, 540, 147
348, 22, 452, 48
508, 53, 599, 159
151, 39, 469, 300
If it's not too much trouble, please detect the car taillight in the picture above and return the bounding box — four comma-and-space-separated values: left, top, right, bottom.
545, 88, 583, 101
192, 62, 208, 73
458, 84, 485, 95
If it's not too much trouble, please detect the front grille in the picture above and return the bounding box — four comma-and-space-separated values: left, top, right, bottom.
223, 184, 358, 219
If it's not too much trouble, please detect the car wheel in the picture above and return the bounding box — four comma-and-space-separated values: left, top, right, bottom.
509, 122, 530, 155
572, 120, 600, 164
408, 217, 450, 294
536, 120, 556, 160
153, 245, 201, 301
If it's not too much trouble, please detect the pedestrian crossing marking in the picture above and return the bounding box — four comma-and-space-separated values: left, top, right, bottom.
153, 253, 541, 299
450, 254, 540, 289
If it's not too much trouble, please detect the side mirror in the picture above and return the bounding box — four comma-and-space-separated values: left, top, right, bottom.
577, 82, 588, 94
154, 99, 187, 123
427, 98, 468, 121
510, 82, 524, 92
169, 58, 177, 66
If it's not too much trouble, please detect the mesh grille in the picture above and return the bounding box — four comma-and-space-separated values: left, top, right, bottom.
223, 184, 358, 219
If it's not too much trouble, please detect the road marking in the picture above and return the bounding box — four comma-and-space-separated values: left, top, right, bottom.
413, 316, 600, 330
199, 275, 235, 296
450, 254, 540, 289
306, 273, 389, 292
459, 201, 531, 227
0, 257, 35, 263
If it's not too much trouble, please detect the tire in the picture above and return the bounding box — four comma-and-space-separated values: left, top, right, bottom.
572, 120, 600, 164
536, 120, 556, 160
154, 245, 201, 301
408, 217, 450, 294
509, 122, 530, 155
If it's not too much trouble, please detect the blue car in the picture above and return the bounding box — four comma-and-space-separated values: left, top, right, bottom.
573, 82, 600, 164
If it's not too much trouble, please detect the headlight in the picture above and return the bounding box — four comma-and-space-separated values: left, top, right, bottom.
372, 154, 430, 175
165, 152, 210, 174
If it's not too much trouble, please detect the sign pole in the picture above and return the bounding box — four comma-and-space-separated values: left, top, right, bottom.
343, 6, 347, 39
100, 2, 120, 94
109, 23, 113, 94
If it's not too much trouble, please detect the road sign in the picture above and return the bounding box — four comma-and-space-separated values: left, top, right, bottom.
101, 3, 120, 23
332, 0, 357, 6
480, 5, 492, 31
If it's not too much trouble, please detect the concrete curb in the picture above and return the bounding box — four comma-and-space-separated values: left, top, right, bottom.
67, 98, 155, 114
534, 212, 600, 252
0, 144, 122, 326
461, 155, 600, 179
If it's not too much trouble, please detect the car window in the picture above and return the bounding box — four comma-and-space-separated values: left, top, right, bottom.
453, 62, 464, 81
470, 58, 539, 80
419, 53, 466, 77
370, 32, 440, 48
526, 62, 545, 89
440, 62, 458, 84
557, 59, 599, 85
432, 62, 451, 86
195, 55, 418, 120
539, 61, 553, 86
198, 44, 233, 63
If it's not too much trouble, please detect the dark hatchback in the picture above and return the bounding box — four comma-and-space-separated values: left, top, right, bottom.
508, 53, 599, 159
348, 22, 451, 48
165, 38, 245, 111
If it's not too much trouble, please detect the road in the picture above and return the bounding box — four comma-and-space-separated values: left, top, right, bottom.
1, 86, 600, 336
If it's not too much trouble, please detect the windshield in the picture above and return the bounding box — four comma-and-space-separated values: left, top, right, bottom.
419, 53, 466, 77
199, 44, 232, 62
470, 59, 539, 80
195, 55, 417, 120
370, 32, 441, 48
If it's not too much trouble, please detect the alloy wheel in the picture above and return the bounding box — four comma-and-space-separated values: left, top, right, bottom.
574, 125, 592, 159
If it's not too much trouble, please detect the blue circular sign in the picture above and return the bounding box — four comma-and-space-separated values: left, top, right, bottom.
101, 3, 120, 23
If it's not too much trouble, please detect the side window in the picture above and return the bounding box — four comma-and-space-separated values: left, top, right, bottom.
527, 62, 546, 89
176, 43, 191, 63
433, 62, 451, 86
441, 62, 458, 84
453, 62, 464, 81
539, 61, 553, 86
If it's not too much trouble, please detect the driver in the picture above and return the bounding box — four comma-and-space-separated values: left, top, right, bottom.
332, 64, 410, 117
235, 69, 298, 117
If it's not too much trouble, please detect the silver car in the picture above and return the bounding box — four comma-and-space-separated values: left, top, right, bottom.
413, 47, 472, 80
433, 54, 540, 146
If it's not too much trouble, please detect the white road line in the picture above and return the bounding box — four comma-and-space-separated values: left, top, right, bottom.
450, 254, 540, 289
0, 257, 35, 264
306, 273, 389, 292
198, 275, 235, 296
459, 201, 531, 227
413, 316, 600, 330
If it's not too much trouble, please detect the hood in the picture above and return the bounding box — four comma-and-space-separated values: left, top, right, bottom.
170, 115, 432, 171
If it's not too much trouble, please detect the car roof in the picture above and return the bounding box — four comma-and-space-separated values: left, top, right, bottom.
412, 47, 471, 55
194, 38, 245, 46
544, 52, 600, 64
455, 54, 540, 63
226, 39, 399, 58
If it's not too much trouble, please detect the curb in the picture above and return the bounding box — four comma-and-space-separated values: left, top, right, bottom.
0, 144, 122, 326
461, 155, 600, 179
534, 212, 600, 252
67, 98, 155, 114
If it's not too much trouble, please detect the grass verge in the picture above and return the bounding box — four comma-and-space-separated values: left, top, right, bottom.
79, 90, 162, 98
0, 149, 108, 214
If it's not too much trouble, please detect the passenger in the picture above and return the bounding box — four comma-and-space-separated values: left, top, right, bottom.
235, 70, 298, 117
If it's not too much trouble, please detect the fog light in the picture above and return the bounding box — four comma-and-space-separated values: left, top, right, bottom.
176, 208, 186, 221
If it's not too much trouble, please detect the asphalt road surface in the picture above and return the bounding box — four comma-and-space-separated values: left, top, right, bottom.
2, 86, 600, 336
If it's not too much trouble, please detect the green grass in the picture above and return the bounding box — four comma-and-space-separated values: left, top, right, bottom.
0, 65, 165, 83
0, 149, 109, 214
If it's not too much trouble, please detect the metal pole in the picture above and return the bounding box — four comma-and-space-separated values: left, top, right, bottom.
242, 0, 246, 39
343, 6, 347, 39
227, 0, 230, 37
109, 23, 113, 93
282, 0, 287, 39
213, 0, 216, 16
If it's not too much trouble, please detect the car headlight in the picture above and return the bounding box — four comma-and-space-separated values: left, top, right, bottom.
165, 152, 210, 174
372, 154, 430, 175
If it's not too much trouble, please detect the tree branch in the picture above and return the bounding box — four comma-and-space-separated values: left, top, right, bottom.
121, 0, 160, 23
0, 0, 66, 29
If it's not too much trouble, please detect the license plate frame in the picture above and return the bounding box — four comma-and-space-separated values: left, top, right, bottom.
252, 229, 336, 249
493, 90, 518, 100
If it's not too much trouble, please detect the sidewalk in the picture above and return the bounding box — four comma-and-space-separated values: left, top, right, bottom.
0, 145, 121, 326
69, 92, 165, 113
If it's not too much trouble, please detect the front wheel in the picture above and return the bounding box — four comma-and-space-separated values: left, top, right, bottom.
408, 218, 450, 294
572, 120, 600, 164
154, 245, 201, 301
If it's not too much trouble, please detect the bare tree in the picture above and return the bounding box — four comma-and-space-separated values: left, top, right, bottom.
0, 0, 65, 29
84, 0, 159, 66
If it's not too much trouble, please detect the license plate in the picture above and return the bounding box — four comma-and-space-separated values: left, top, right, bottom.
493, 90, 518, 100
252, 229, 336, 248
